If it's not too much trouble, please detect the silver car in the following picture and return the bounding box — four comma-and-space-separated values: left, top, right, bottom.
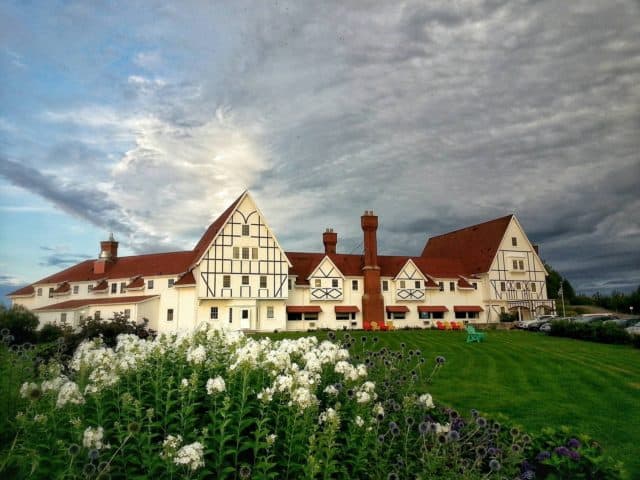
626, 322, 640, 336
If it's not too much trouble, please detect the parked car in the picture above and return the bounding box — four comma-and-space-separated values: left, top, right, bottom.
573, 314, 618, 324
626, 321, 640, 336
603, 317, 639, 328
517, 315, 557, 330
539, 322, 553, 333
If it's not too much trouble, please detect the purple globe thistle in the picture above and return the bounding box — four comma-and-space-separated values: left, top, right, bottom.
510, 427, 520, 437
436, 355, 446, 365
239, 465, 252, 479
388, 421, 398, 431
471, 408, 479, 418
446, 430, 460, 442
418, 421, 430, 435
567, 438, 581, 450
390, 426, 401, 437
554, 446, 571, 457
489, 459, 501, 472
476, 445, 487, 457
377, 434, 386, 444
568, 450, 581, 461
511, 443, 522, 453
405, 416, 415, 427
536, 451, 551, 462
387, 473, 399, 480
521, 470, 536, 480
476, 417, 488, 428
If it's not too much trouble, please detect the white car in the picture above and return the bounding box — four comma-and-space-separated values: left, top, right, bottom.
626, 322, 640, 336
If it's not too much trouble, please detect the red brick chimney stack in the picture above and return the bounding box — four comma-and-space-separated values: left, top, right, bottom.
94, 233, 119, 274
361, 210, 385, 330
323, 228, 337, 255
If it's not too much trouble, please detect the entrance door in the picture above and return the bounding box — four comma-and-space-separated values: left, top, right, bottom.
241, 309, 251, 329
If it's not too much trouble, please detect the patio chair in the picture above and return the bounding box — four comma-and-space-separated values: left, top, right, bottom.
436, 321, 445, 330
450, 321, 461, 330
444, 321, 452, 330
466, 325, 486, 343
371, 321, 380, 331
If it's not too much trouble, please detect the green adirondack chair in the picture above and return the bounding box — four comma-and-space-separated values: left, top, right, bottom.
466, 325, 486, 343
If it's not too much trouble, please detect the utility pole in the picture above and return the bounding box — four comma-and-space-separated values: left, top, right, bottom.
558, 281, 565, 317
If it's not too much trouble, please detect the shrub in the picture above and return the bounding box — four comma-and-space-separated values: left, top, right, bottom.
548, 320, 632, 345
0, 305, 39, 344
631, 335, 640, 349
499, 312, 517, 322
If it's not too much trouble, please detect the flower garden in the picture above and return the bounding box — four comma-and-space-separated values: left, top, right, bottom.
0, 326, 633, 479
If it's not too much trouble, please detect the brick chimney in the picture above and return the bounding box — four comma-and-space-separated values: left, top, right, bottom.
361, 210, 385, 330
323, 228, 337, 255
94, 233, 118, 274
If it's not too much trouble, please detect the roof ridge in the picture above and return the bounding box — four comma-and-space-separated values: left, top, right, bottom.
428, 214, 513, 239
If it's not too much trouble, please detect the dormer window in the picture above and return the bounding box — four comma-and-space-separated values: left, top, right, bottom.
242, 224, 250, 236
512, 237, 517, 246
73, 285, 79, 294
168, 279, 175, 288
382, 280, 389, 292
111, 283, 117, 294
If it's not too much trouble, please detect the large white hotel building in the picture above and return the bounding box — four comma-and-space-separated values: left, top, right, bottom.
9, 192, 554, 333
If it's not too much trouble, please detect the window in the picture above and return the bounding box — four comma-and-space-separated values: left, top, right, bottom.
241, 309, 249, 320
61, 313, 67, 322
120, 282, 126, 293
472, 282, 477, 290
148, 279, 154, 289
88, 285, 93, 292
516, 282, 521, 290
111, 283, 117, 294
73, 285, 79, 294
513, 260, 518, 270
49, 287, 54, 298
288, 278, 293, 290
438, 282, 444, 292
382, 280, 389, 292
168, 279, 175, 288
304, 312, 319, 321
94, 311, 101, 320
449, 282, 455, 292
386, 312, 406, 320
518, 260, 524, 270
415, 280, 421, 289
352, 280, 358, 291
242, 247, 250, 259
287, 312, 302, 321
233, 246, 240, 259
242, 275, 250, 285
229, 308, 233, 323
455, 311, 466, 319
314, 279, 321, 287
210, 307, 218, 319
399, 280, 406, 289
242, 224, 250, 236
468, 311, 479, 319
512, 237, 517, 246
419, 311, 444, 320
260, 276, 267, 288
531, 283, 537, 292
37, 288, 42, 296
336, 312, 351, 320
500, 281, 506, 292
223, 275, 231, 288
124, 309, 131, 318
252, 248, 258, 259
267, 306, 274, 318
331, 279, 338, 288
167, 309, 174, 321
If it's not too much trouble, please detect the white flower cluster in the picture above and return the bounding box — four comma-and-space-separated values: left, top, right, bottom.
206, 376, 226, 394
186, 345, 207, 365
56, 381, 85, 408
82, 426, 106, 450
418, 393, 435, 409
20, 382, 39, 399
161, 435, 204, 471
318, 407, 339, 425
334, 361, 367, 382
355, 381, 377, 404
174, 442, 205, 471
41, 376, 67, 393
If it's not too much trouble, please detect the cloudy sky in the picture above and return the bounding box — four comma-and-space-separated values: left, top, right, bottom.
1, 0, 639, 299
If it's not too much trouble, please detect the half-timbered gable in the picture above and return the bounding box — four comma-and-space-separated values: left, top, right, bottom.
308, 256, 344, 301
393, 259, 426, 301
487, 216, 550, 317
194, 192, 291, 300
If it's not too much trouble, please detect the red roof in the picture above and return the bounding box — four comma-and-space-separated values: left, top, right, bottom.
457, 277, 475, 289
34, 295, 159, 311
53, 282, 70, 294
175, 271, 195, 286
421, 215, 513, 274
418, 305, 448, 313
93, 280, 109, 291
453, 305, 484, 312
424, 276, 439, 289
335, 305, 360, 313
286, 306, 322, 313
126, 276, 145, 289
386, 305, 410, 313
191, 191, 245, 264
7, 285, 34, 296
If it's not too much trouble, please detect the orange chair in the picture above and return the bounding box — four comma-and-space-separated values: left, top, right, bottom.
444, 321, 452, 330
436, 321, 445, 330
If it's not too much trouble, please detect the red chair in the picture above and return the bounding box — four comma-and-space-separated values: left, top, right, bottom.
436, 321, 445, 330
450, 321, 461, 331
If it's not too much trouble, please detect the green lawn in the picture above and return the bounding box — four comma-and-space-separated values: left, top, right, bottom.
262, 329, 640, 478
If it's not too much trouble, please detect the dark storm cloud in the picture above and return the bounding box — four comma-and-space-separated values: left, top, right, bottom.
0, 0, 638, 293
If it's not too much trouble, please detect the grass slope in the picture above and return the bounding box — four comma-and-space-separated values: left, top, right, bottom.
263, 330, 640, 478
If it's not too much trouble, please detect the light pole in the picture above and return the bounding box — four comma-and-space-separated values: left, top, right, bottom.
558, 281, 565, 317
631, 306, 635, 316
